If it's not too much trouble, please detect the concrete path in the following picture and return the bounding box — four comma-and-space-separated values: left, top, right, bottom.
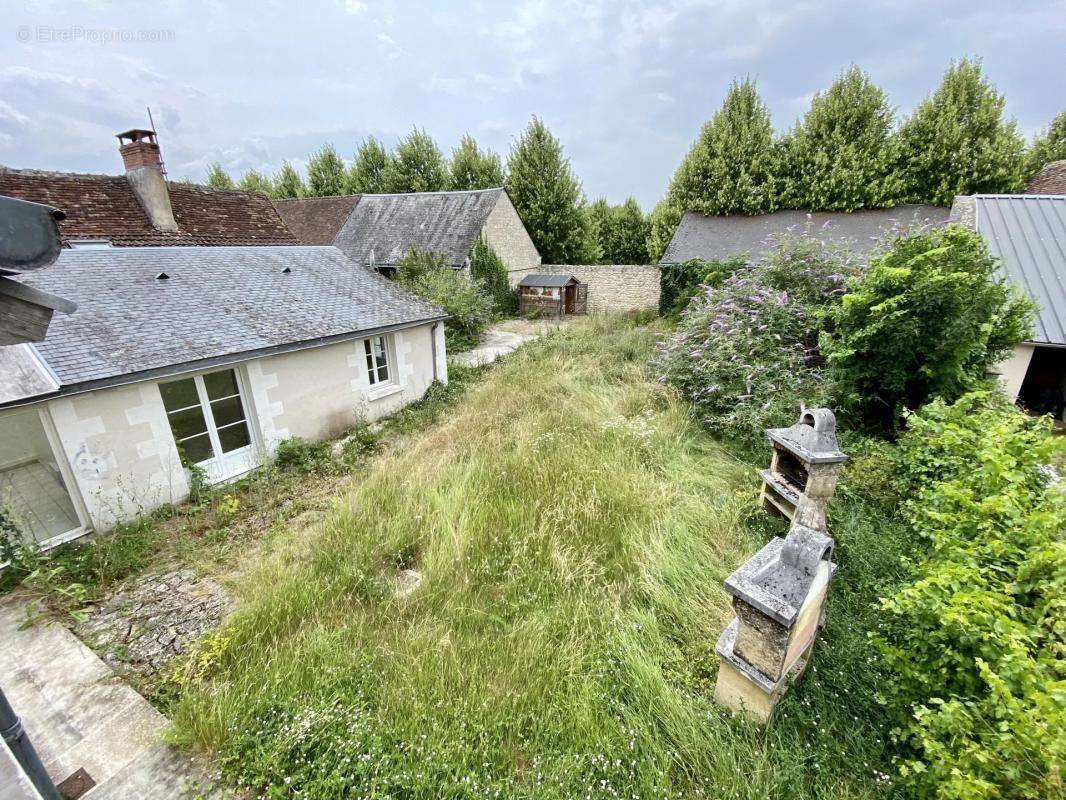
453, 320, 563, 367
0, 594, 225, 799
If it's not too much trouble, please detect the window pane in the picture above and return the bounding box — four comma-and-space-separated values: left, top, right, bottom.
178, 432, 213, 465
210, 395, 246, 428
203, 369, 239, 401
217, 421, 251, 453
159, 378, 199, 412
377, 363, 389, 383
168, 406, 208, 441
373, 337, 387, 362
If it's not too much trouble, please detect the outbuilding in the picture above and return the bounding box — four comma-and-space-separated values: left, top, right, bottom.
517, 273, 587, 318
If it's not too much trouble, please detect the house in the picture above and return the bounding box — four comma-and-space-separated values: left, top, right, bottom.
0, 244, 447, 549
950, 194, 1066, 419
517, 274, 588, 318
275, 188, 541, 277
0, 129, 297, 248
660, 205, 950, 264
1026, 161, 1066, 195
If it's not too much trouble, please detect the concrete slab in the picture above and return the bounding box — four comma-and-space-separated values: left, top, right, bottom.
453, 325, 542, 367
0, 593, 228, 798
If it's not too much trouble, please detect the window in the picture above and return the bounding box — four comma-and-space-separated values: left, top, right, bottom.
364, 336, 391, 386
160, 368, 252, 468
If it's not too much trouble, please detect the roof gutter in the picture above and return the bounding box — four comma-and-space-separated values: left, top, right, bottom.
0, 314, 447, 411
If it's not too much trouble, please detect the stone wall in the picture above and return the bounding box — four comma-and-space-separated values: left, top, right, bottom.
507, 264, 660, 313
483, 192, 542, 273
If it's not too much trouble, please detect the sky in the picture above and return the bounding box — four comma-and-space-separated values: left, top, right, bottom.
1, 0, 1064, 209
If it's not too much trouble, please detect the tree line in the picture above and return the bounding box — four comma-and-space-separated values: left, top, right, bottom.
201, 57, 1066, 265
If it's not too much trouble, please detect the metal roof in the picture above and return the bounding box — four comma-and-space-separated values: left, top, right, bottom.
661, 205, 950, 264
9, 245, 445, 399
973, 195, 1066, 346
518, 273, 578, 287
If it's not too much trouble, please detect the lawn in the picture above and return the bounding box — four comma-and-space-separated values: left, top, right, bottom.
168, 314, 906, 799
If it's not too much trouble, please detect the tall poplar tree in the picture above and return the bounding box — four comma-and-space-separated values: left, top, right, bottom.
591, 198, 650, 263
380, 128, 448, 193
271, 161, 305, 199
205, 162, 234, 190
781, 66, 901, 210
1026, 110, 1066, 178
237, 169, 272, 194
648, 79, 777, 260
449, 135, 505, 190
898, 58, 1026, 205
347, 137, 390, 194
306, 144, 348, 197
506, 117, 598, 264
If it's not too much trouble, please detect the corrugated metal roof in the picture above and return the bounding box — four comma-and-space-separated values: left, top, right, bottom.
974, 195, 1066, 346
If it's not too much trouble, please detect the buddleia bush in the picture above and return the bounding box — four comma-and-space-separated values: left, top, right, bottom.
655, 235, 854, 444
875, 393, 1065, 799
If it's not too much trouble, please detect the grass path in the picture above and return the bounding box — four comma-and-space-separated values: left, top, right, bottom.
170, 315, 899, 799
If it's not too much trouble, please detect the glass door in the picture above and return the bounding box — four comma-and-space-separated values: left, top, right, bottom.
159, 368, 257, 483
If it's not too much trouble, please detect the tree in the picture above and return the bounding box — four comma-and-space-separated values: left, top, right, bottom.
506, 117, 598, 264
347, 137, 390, 194
449, 135, 505, 190
306, 144, 348, 197
590, 197, 650, 263
898, 58, 1026, 205
469, 237, 512, 314
821, 225, 1035, 432
205, 162, 234, 190
780, 66, 901, 210
271, 161, 305, 199
380, 128, 448, 193
237, 169, 272, 194
648, 79, 778, 261
395, 248, 492, 350
1026, 110, 1066, 179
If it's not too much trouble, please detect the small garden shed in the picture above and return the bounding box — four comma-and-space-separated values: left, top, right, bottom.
517, 274, 587, 318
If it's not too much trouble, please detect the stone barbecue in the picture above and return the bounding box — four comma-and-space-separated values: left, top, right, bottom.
760, 407, 847, 519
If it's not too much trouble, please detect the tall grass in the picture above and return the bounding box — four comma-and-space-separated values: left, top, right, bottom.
171, 315, 905, 799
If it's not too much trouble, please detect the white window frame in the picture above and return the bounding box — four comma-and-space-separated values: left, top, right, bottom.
160, 367, 258, 481
364, 335, 394, 388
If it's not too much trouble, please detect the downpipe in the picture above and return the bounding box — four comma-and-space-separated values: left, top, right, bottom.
1, 688, 61, 800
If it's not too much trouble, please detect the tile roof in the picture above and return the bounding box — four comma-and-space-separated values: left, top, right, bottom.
0, 167, 298, 247
968, 195, 1066, 346
518, 273, 579, 287
11, 246, 444, 394
273, 195, 361, 245
334, 188, 503, 266
660, 205, 950, 264
1026, 161, 1066, 195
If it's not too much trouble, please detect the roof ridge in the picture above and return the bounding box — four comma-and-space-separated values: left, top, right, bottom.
0, 165, 126, 181
359, 187, 503, 198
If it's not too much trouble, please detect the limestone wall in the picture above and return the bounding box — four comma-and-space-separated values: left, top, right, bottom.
483, 192, 542, 273
507, 264, 660, 313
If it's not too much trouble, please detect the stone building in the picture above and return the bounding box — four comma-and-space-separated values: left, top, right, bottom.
275, 187, 541, 277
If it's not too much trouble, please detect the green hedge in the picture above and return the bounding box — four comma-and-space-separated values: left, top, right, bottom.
657, 256, 745, 316
875, 393, 1065, 799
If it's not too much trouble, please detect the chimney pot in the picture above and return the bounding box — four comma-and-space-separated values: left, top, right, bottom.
117, 128, 178, 232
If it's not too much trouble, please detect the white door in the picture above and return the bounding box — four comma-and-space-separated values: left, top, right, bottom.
159, 368, 257, 483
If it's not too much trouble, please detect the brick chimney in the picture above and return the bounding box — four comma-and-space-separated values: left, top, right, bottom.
117, 128, 178, 232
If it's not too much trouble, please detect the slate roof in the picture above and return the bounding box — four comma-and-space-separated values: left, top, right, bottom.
967, 195, 1066, 346
660, 205, 950, 264
334, 188, 503, 266
518, 273, 579, 287
0, 168, 298, 247
1026, 161, 1066, 195
8, 246, 445, 398
273, 196, 361, 245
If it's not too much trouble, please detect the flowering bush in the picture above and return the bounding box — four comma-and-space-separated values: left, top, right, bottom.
875, 393, 1065, 799
655, 236, 853, 444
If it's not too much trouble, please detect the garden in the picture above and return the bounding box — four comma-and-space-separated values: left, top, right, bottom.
2, 225, 1063, 800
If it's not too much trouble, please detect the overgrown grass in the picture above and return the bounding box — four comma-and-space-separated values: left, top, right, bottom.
170, 315, 909, 799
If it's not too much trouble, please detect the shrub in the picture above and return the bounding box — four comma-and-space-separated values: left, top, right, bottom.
657, 255, 745, 317
395, 248, 494, 351
822, 224, 1034, 433
875, 393, 1065, 799
274, 437, 330, 474
656, 236, 852, 445
469, 238, 512, 316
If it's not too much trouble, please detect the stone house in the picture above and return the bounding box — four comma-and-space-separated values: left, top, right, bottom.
950, 193, 1066, 419
0, 245, 447, 550
275, 187, 541, 277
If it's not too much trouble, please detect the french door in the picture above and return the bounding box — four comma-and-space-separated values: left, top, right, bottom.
159, 368, 257, 483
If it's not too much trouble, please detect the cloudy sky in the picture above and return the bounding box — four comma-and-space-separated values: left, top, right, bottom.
2, 0, 1064, 208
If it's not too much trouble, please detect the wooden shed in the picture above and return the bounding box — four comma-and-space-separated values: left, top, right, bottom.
517, 274, 587, 318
